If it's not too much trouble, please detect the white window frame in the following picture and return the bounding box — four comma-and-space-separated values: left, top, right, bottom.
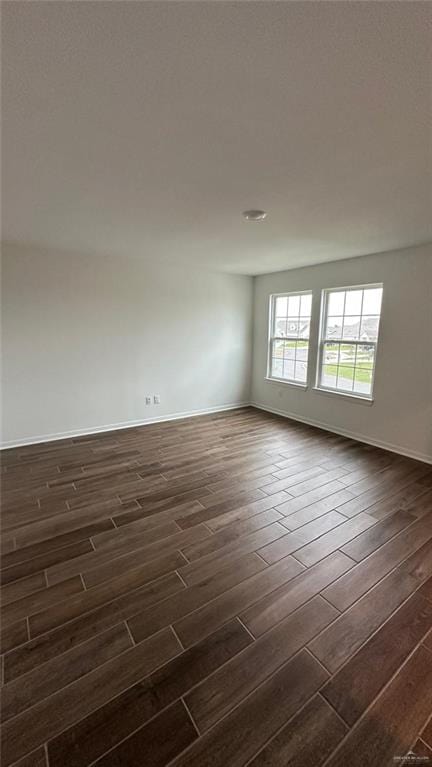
267, 290, 313, 388
316, 283, 383, 401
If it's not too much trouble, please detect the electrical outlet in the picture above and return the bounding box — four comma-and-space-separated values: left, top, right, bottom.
145, 396, 152, 405
153, 395, 161, 405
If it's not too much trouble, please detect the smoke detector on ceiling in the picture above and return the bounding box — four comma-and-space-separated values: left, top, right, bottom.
242, 209, 267, 222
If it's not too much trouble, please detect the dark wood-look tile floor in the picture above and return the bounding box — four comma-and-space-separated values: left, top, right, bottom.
1, 406, 432, 767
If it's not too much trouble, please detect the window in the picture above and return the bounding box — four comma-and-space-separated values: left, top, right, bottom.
268, 292, 312, 384
317, 284, 383, 398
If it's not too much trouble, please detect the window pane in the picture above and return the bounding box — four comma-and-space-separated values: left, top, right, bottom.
295, 341, 309, 383
340, 343, 356, 365
271, 358, 283, 377
272, 340, 285, 358
295, 359, 307, 382
300, 294, 312, 317
298, 319, 310, 339
360, 316, 380, 341
363, 288, 382, 315
353, 366, 372, 396
270, 336, 310, 383
345, 289, 363, 315
287, 295, 300, 317
296, 340, 309, 364
327, 291, 345, 315
275, 296, 288, 317
286, 319, 301, 337
323, 342, 340, 365
326, 317, 343, 339
275, 318, 287, 336
337, 366, 354, 392
321, 361, 338, 389
355, 344, 375, 368
283, 341, 296, 360
342, 316, 360, 340
283, 359, 295, 379
272, 293, 311, 342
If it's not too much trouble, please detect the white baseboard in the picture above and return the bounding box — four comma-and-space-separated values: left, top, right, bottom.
0, 402, 250, 450
3, 400, 431, 466
251, 401, 432, 465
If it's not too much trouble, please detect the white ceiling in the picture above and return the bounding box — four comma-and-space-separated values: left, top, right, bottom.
2, 1, 432, 275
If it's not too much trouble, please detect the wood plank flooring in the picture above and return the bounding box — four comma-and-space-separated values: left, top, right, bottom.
1, 406, 432, 767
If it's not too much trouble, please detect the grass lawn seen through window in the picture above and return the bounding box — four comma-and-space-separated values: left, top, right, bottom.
323, 362, 373, 383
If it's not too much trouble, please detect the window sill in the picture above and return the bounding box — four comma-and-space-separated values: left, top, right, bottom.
265, 377, 308, 390
313, 386, 374, 405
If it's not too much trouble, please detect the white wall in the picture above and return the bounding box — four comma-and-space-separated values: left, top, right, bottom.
3, 242, 431, 460
251, 243, 432, 463
1, 245, 253, 446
